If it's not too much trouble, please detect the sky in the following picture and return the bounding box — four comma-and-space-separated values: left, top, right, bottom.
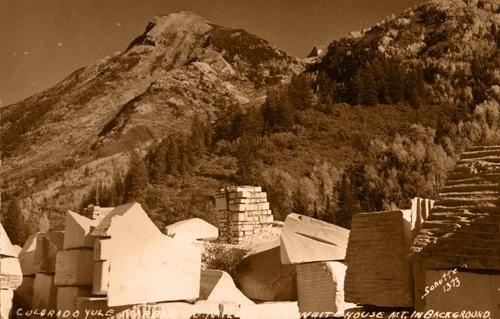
0, 0, 424, 106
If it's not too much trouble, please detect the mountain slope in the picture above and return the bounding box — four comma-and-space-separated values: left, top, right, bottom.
0, 12, 301, 220
313, 0, 499, 107
2, 1, 500, 240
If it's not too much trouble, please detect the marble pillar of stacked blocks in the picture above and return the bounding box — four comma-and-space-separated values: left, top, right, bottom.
214, 186, 274, 244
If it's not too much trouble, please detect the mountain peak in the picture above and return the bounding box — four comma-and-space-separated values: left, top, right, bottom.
127, 11, 212, 49
0, 9, 301, 214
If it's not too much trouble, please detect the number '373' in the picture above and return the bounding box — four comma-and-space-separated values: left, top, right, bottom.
443, 277, 460, 292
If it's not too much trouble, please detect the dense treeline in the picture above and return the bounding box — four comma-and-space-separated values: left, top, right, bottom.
315, 51, 428, 107
72, 68, 500, 232
4, 71, 499, 242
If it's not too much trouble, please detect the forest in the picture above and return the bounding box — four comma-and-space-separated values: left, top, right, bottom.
63, 70, 500, 234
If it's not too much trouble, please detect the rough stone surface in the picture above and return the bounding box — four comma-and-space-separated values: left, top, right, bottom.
1, 289, 13, 319
200, 269, 254, 305
236, 239, 297, 301
280, 213, 350, 265
19, 233, 38, 276
0, 257, 22, 289
32, 273, 57, 309
54, 250, 94, 286
166, 218, 218, 241
419, 269, 499, 317
104, 202, 201, 307
64, 211, 97, 249
91, 203, 141, 237
92, 260, 110, 295
34, 231, 65, 273
93, 238, 111, 261
13, 276, 35, 308
345, 210, 413, 307
240, 301, 300, 319
0, 223, 21, 257
412, 146, 500, 271
57, 286, 92, 311
83, 206, 114, 223
296, 261, 354, 315
410, 197, 435, 240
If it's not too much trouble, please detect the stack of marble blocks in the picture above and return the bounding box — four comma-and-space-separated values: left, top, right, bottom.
215, 186, 273, 244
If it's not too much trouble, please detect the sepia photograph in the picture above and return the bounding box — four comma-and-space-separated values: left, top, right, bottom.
0, 0, 499, 318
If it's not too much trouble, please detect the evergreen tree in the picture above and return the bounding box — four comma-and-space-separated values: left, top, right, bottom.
166, 137, 180, 175
149, 142, 167, 184
387, 62, 405, 104
324, 195, 336, 224
236, 134, 261, 185
288, 74, 314, 110
124, 154, 149, 201
406, 67, 426, 109
261, 86, 294, 132
3, 199, 26, 245
190, 115, 207, 156
353, 67, 378, 106
336, 171, 361, 228
313, 201, 318, 219
113, 172, 126, 205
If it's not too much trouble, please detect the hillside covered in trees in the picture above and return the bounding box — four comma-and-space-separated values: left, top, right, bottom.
1, 0, 500, 244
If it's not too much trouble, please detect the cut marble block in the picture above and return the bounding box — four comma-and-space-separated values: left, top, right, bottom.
54, 250, 94, 286
32, 273, 57, 309
64, 211, 97, 249
165, 218, 218, 242
102, 202, 201, 306
19, 233, 38, 276
34, 232, 65, 273
1, 289, 14, 319
236, 239, 297, 301
240, 301, 300, 319
0, 223, 21, 258
296, 261, 354, 315
410, 197, 434, 239
0, 257, 23, 289
14, 276, 35, 308
57, 286, 92, 311
91, 203, 141, 237
419, 269, 500, 318
200, 269, 254, 305
92, 260, 110, 295
93, 238, 111, 261
280, 213, 350, 265
345, 211, 413, 307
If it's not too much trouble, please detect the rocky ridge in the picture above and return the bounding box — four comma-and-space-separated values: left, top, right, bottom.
0, 12, 302, 217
